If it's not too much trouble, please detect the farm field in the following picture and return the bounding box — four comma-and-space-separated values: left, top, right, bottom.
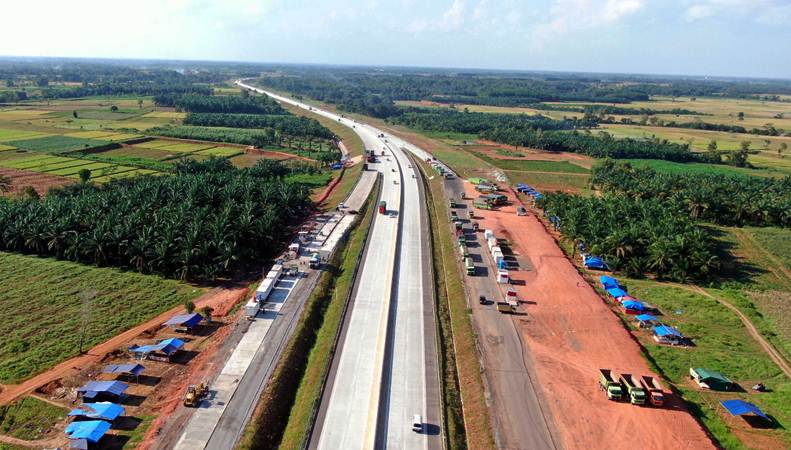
2, 135, 109, 153
0, 167, 74, 197
0, 154, 151, 182
0, 251, 203, 383
619, 159, 784, 177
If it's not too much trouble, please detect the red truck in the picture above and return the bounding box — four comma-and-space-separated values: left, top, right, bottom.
640, 375, 666, 406
379, 201, 387, 214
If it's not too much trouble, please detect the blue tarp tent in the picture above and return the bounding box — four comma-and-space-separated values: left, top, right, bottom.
635, 314, 657, 322
129, 338, 184, 357
606, 287, 628, 299
584, 256, 608, 270
103, 364, 145, 377
77, 381, 128, 400
69, 402, 125, 421
164, 313, 203, 328
654, 325, 682, 337
600, 275, 619, 289
65, 420, 111, 443
622, 300, 645, 311
721, 399, 768, 419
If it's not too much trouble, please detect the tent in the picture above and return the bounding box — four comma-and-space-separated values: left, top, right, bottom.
721, 399, 768, 419
77, 381, 128, 400
164, 313, 203, 329
68, 402, 125, 421
690, 368, 734, 390
622, 300, 645, 312
584, 256, 608, 270
129, 338, 184, 358
102, 363, 145, 377
606, 287, 628, 299
599, 275, 619, 289
654, 325, 682, 338
635, 314, 658, 322
65, 420, 111, 443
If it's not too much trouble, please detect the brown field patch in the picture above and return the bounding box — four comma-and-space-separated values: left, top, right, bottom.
0, 167, 74, 196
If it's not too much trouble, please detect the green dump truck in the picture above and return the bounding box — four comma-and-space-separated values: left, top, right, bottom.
465, 257, 475, 275
599, 369, 624, 401
619, 373, 647, 405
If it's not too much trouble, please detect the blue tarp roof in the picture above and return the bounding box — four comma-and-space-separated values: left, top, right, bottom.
65, 420, 111, 443
164, 313, 202, 328
622, 300, 645, 311
721, 399, 768, 419
77, 381, 128, 399
129, 338, 184, 356
600, 275, 619, 289
68, 402, 125, 421
606, 287, 629, 298
654, 325, 682, 337
635, 314, 658, 322
103, 364, 145, 376
584, 256, 608, 269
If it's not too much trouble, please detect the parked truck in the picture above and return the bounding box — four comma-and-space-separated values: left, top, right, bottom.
496, 301, 515, 314
619, 373, 647, 405
599, 369, 624, 401
640, 375, 666, 406
465, 257, 475, 275
379, 201, 387, 214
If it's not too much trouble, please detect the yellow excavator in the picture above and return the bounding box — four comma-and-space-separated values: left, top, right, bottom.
183, 382, 208, 407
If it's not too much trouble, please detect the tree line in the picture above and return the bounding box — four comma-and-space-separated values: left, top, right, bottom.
538, 192, 718, 281
153, 93, 287, 115
183, 113, 334, 139
590, 160, 791, 227
387, 108, 581, 133
0, 159, 316, 280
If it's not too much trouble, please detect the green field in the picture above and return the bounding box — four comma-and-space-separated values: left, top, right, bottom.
618, 159, 782, 177
0, 251, 203, 383
0, 129, 51, 141
472, 152, 589, 173
5, 135, 109, 152
0, 397, 66, 441
505, 170, 590, 192
195, 146, 243, 157
0, 154, 152, 181
621, 280, 791, 449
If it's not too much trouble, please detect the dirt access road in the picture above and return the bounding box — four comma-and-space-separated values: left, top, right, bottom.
464, 182, 715, 450
0, 286, 247, 406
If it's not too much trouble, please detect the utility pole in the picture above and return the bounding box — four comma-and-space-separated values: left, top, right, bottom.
78, 289, 98, 354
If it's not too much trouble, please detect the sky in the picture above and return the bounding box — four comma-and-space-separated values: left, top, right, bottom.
1, 0, 790, 79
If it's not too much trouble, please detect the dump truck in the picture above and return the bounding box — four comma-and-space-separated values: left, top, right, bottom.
379, 201, 387, 214
184, 382, 208, 407
449, 198, 457, 208
458, 235, 467, 245
599, 369, 624, 401
619, 373, 647, 405
640, 375, 665, 406
474, 200, 493, 210
450, 211, 459, 221
472, 222, 479, 232
460, 243, 469, 258
496, 301, 515, 314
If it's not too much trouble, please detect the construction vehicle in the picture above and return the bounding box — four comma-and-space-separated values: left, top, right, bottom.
379, 201, 387, 214
458, 235, 467, 245
183, 382, 209, 407
619, 373, 647, 405
450, 211, 459, 221
640, 375, 666, 406
449, 198, 457, 208
599, 369, 623, 401
460, 243, 469, 258
466, 258, 475, 275
454, 221, 463, 231
471, 222, 479, 232
474, 200, 493, 210
309, 252, 321, 269
496, 301, 515, 314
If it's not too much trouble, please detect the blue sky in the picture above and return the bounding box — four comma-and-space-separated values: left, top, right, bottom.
1, 0, 790, 78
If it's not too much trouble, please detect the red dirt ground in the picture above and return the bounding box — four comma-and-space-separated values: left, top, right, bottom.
0, 286, 247, 406
0, 167, 74, 197
465, 182, 715, 450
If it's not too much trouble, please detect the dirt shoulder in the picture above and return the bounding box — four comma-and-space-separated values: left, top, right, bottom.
466, 182, 715, 450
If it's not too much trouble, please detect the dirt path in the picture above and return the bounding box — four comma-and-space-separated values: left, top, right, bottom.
468, 183, 715, 450
0, 433, 65, 449
670, 283, 791, 380
0, 286, 247, 406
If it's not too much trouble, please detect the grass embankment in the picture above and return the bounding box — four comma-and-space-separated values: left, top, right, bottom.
320, 163, 363, 210
417, 158, 495, 450
0, 396, 66, 441
0, 252, 203, 383
618, 280, 791, 449
238, 177, 378, 450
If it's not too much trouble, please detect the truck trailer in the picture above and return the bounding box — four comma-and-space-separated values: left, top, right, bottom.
598, 369, 624, 400
619, 373, 647, 405
496, 301, 515, 314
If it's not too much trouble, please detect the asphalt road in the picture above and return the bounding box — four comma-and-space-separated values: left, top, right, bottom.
445, 178, 558, 450
236, 81, 441, 450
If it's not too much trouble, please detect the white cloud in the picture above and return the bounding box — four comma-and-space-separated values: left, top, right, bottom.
439, 0, 467, 30
683, 0, 791, 23
532, 0, 646, 44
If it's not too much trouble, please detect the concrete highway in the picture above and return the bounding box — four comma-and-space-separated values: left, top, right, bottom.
237, 81, 441, 450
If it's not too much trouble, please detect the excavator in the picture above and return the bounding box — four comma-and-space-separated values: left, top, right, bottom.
183, 382, 208, 407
